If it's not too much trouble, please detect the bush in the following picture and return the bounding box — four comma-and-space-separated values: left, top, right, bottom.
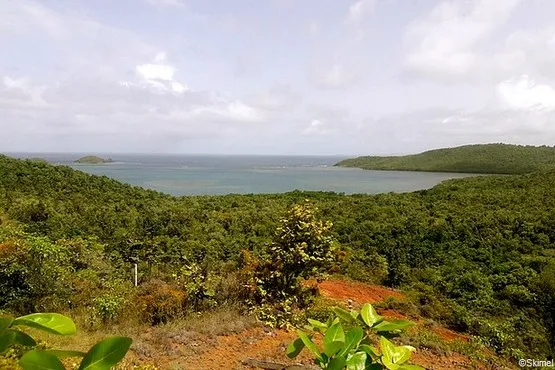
0, 226, 72, 313
174, 263, 218, 311
136, 279, 186, 324
243, 201, 338, 327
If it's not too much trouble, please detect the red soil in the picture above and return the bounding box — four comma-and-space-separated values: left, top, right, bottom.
432, 327, 469, 342
184, 327, 315, 369
318, 279, 405, 305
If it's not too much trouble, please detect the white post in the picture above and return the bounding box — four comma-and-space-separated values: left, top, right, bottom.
134, 263, 138, 287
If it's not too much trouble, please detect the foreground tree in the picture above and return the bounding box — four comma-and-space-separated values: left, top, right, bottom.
244, 201, 339, 326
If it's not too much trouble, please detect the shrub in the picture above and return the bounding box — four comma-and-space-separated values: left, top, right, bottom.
136, 279, 185, 324
0, 226, 72, 313
243, 201, 338, 327
174, 262, 218, 311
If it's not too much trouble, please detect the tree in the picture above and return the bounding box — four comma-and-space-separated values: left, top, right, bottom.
245, 201, 338, 326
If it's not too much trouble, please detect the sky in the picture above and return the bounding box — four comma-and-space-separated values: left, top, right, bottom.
1, 0, 555, 155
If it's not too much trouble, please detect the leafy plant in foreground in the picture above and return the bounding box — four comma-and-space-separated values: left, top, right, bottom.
0, 312, 132, 370
287, 303, 423, 370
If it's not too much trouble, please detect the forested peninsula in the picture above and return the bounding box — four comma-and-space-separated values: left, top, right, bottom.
336, 143, 555, 174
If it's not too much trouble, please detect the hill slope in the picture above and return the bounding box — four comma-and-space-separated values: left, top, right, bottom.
0, 154, 554, 359
336, 143, 555, 174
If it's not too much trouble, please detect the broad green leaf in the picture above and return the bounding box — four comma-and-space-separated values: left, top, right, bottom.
308, 318, 327, 329
0, 330, 37, 353
78, 336, 132, 370
286, 337, 305, 359
0, 332, 14, 354
380, 336, 398, 369
47, 349, 87, 358
324, 323, 345, 357
328, 356, 347, 370
360, 304, 382, 328
346, 351, 367, 370
393, 346, 416, 365
307, 318, 328, 333
13, 313, 76, 335
398, 365, 425, 370
338, 327, 363, 357
296, 331, 323, 362
304, 324, 315, 332
0, 317, 13, 334
19, 350, 65, 370
332, 307, 356, 323
10, 329, 37, 347
373, 320, 414, 333
359, 344, 380, 359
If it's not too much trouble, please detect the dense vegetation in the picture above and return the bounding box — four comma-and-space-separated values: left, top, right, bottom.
74, 156, 113, 164
336, 143, 555, 174
0, 154, 554, 361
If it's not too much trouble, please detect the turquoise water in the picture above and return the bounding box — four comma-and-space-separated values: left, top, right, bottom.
9, 153, 475, 196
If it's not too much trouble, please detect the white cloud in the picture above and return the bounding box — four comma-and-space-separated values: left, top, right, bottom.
145, 0, 185, 8
246, 86, 300, 112
303, 119, 328, 135
188, 101, 264, 123
346, 0, 375, 24
308, 20, 319, 36
136, 64, 175, 82
497, 75, 555, 110
1, 72, 264, 151
132, 53, 189, 94
403, 0, 522, 81
310, 64, 359, 89
499, 27, 555, 78
302, 119, 338, 136
354, 107, 555, 154
345, 0, 375, 41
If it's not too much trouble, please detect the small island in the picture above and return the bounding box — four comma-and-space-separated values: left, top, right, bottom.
74, 155, 114, 164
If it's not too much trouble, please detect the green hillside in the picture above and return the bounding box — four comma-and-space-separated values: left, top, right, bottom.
0, 155, 553, 360
336, 143, 555, 174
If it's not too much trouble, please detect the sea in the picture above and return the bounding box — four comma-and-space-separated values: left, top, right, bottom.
6, 153, 476, 196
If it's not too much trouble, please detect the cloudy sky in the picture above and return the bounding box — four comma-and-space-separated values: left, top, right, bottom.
2, 0, 555, 155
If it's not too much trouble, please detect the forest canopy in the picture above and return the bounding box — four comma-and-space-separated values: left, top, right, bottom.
0, 154, 553, 359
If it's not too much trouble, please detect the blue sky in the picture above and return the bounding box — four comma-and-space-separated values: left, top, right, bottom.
2, 0, 555, 154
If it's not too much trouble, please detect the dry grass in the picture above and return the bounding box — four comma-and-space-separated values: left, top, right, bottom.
26, 305, 258, 369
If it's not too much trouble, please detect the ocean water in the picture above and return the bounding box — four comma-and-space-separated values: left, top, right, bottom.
7, 153, 476, 196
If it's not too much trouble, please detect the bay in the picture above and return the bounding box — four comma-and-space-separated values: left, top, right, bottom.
7, 153, 476, 196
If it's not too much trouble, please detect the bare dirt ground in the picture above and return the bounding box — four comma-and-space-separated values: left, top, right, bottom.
122, 279, 514, 370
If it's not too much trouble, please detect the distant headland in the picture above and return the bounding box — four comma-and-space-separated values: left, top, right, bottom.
335, 143, 555, 174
